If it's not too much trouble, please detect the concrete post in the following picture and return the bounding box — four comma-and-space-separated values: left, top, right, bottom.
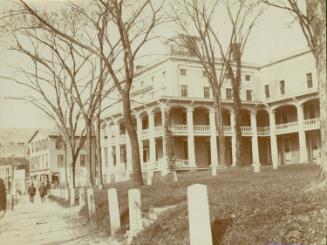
187, 184, 213, 245
107, 188, 121, 234
187, 108, 196, 167
250, 111, 260, 173
128, 189, 143, 238
297, 104, 308, 163
87, 188, 96, 221
79, 188, 85, 208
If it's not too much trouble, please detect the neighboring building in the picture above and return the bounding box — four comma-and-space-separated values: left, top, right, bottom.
100, 45, 320, 180
0, 128, 34, 190
28, 130, 90, 187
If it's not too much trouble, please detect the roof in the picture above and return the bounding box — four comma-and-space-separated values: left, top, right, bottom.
0, 128, 42, 143
0, 157, 29, 167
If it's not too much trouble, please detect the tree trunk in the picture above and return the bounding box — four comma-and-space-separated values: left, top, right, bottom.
96, 113, 104, 186
307, 0, 327, 179
63, 142, 69, 188
231, 43, 243, 167
86, 119, 94, 186
213, 90, 226, 167
71, 155, 77, 188
122, 95, 143, 185
163, 107, 175, 169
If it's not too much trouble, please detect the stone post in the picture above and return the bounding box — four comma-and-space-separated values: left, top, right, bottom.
87, 188, 96, 221
128, 189, 143, 238
187, 184, 213, 245
231, 110, 237, 167
108, 188, 121, 234
79, 188, 85, 208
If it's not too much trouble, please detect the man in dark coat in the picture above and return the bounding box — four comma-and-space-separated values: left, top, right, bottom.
28, 183, 36, 203
39, 183, 47, 203
0, 178, 6, 219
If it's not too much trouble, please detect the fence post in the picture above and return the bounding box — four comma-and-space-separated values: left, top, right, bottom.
79, 188, 85, 208
108, 188, 121, 234
128, 189, 142, 239
87, 188, 95, 222
187, 184, 213, 245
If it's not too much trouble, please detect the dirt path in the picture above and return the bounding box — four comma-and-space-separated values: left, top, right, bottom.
0, 195, 109, 245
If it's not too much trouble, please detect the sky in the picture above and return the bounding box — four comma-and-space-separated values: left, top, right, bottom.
0, 0, 309, 129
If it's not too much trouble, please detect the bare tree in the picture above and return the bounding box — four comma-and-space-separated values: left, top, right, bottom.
264, 0, 327, 179
12, 0, 166, 185
175, 0, 262, 167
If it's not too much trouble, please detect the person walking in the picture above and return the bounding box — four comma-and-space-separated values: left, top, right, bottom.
28, 183, 36, 203
39, 183, 47, 203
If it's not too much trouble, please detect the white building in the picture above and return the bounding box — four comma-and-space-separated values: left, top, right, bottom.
100, 48, 320, 181
28, 130, 90, 187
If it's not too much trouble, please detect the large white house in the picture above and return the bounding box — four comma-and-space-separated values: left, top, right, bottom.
100, 46, 320, 181
28, 130, 90, 187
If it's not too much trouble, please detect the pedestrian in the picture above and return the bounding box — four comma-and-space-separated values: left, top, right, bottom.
0, 178, 6, 219
28, 183, 36, 203
39, 183, 47, 203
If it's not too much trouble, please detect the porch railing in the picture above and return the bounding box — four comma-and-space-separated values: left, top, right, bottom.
257, 126, 270, 136
275, 121, 298, 133
175, 159, 189, 168
194, 125, 211, 133
304, 118, 320, 128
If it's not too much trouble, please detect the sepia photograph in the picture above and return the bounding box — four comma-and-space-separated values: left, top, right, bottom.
0, 0, 326, 244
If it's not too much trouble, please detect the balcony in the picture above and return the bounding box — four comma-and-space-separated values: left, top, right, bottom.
257, 126, 270, 136
194, 125, 211, 135
304, 118, 320, 130
275, 121, 298, 134
171, 125, 188, 135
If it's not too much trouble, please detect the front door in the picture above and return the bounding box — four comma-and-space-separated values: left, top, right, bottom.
283, 136, 291, 163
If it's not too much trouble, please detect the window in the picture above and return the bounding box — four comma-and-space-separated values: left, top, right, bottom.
226, 88, 232, 100
181, 85, 188, 97
306, 73, 313, 88
246, 90, 252, 101
180, 69, 187, 76
57, 154, 64, 168
203, 87, 210, 98
225, 72, 231, 79
279, 80, 285, 95
162, 71, 166, 79
80, 154, 86, 167
264, 84, 270, 98
202, 70, 207, 77
245, 75, 251, 81
55, 139, 64, 149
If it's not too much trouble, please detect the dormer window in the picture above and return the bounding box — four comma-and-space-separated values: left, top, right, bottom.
306, 73, 312, 88
279, 80, 285, 95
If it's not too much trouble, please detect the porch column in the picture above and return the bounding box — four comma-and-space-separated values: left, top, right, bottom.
148, 111, 156, 164
107, 124, 114, 176
160, 105, 169, 169
209, 109, 219, 167
114, 121, 121, 170
187, 108, 196, 166
231, 110, 237, 167
297, 104, 308, 163
269, 109, 278, 169
136, 114, 143, 165
250, 112, 260, 170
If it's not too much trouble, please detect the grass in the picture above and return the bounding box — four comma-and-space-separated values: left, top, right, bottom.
76, 164, 326, 245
